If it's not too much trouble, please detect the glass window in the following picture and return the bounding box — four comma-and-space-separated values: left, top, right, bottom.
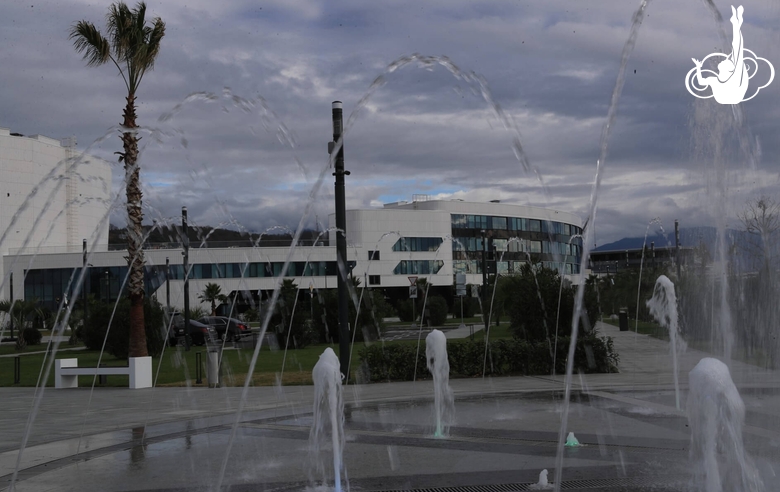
451, 214, 466, 228
564, 224, 571, 235
392, 260, 444, 275
509, 217, 527, 231
530, 220, 541, 232
530, 241, 542, 253
491, 216, 507, 230
392, 237, 442, 252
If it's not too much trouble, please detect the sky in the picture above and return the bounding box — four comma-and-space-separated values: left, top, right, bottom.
1, 0, 779, 246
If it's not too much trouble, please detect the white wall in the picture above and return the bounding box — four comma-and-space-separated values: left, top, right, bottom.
0, 127, 111, 299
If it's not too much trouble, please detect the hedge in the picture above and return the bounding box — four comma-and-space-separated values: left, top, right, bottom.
359, 333, 619, 382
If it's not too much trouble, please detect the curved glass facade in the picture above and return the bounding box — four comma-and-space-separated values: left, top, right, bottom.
450, 213, 582, 275
391, 237, 443, 252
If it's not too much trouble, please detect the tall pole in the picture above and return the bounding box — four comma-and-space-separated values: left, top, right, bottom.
9, 273, 13, 340
165, 257, 170, 313
651, 241, 655, 269
330, 100, 351, 381
675, 219, 681, 279
481, 229, 488, 331
82, 239, 88, 331
182, 207, 191, 351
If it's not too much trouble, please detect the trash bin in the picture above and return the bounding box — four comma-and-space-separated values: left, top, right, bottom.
207, 345, 222, 388
619, 310, 628, 332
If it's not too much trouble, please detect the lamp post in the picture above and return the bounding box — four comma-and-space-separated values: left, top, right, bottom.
182, 207, 191, 351
481, 229, 488, 331
82, 239, 88, 330
675, 219, 681, 278
165, 257, 170, 314
329, 101, 351, 382
104, 270, 109, 303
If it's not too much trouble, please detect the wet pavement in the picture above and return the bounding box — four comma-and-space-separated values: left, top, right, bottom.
2, 322, 780, 491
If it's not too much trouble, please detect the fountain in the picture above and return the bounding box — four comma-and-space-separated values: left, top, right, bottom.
529, 469, 552, 490
310, 347, 347, 492
4, 2, 780, 492
646, 275, 687, 410
687, 357, 764, 492
425, 329, 454, 437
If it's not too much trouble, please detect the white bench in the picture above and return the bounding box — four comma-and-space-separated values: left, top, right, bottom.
55, 356, 152, 389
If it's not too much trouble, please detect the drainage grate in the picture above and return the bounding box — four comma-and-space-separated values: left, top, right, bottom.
379, 475, 681, 492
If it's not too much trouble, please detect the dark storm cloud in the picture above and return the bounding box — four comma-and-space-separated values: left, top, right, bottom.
1, 0, 778, 244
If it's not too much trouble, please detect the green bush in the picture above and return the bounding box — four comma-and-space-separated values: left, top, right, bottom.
360, 343, 427, 381
501, 264, 599, 342
22, 327, 43, 346
82, 297, 167, 359
425, 296, 448, 326
358, 333, 618, 382
450, 295, 479, 318
396, 299, 415, 322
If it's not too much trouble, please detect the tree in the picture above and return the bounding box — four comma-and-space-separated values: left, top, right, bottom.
71, 2, 166, 358
198, 283, 227, 316
738, 196, 780, 271
0, 298, 44, 350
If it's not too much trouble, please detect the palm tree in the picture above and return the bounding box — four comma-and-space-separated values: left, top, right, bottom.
198, 283, 227, 316
0, 299, 43, 350
70, 2, 165, 358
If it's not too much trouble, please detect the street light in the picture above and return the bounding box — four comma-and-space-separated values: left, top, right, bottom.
480, 229, 488, 331
329, 100, 350, 382
83, 239, 88, 331
182, 207, 191, 351
165, 257, 170, 313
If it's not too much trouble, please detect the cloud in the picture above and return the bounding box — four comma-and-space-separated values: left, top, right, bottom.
1, 0, 779, 246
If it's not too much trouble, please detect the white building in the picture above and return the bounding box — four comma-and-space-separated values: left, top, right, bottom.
5, 193, 583, 313
0, 128, 111, 299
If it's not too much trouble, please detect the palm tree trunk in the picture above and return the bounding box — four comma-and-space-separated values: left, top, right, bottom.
123, 93, 147, 358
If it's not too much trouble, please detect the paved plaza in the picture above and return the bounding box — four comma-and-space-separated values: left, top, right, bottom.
2, 322, 780, 491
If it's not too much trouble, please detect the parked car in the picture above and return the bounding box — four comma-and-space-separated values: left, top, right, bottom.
198, 316, 251, 341
168, 313, 216, 347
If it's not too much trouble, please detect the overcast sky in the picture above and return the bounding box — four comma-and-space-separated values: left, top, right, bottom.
2, 0, 779, 246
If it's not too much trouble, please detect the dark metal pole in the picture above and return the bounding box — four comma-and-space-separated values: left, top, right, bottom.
330, 100, 351, 381
675, 219, 681, 278
182, 207, 191, 351
9, 273, 13, 340
651, 241, 655, 269
165, 257, 170, 314
481, 230, 488, 331
82, 239, 88, 330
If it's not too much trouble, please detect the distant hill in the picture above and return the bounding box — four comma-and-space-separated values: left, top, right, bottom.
595, 227, 748, 252
595, 226, 773, 273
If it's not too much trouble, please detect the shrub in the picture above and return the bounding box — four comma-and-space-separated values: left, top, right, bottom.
22, 327, 43, 346
502, 264, 599, 342
82, 297, 167, 359
450, 295, 479, 318
359, 343, 427, 381
396, 299, 415, 322
358, 333, 618, 382
425, 296, 448, 326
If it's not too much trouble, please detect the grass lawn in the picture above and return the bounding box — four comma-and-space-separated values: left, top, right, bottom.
0, 341, 85, 357
469, 323, 512, 340
0, 319, 520, 388
602, 318, 668, 340
0, 341, 370, 387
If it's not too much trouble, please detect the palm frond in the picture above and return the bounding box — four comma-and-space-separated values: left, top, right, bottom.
107, 2, 133, 61
69, 21, 110, 67
73, 1, 164, 93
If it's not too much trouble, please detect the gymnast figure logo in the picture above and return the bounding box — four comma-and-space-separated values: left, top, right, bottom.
685, 5, 774, 104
